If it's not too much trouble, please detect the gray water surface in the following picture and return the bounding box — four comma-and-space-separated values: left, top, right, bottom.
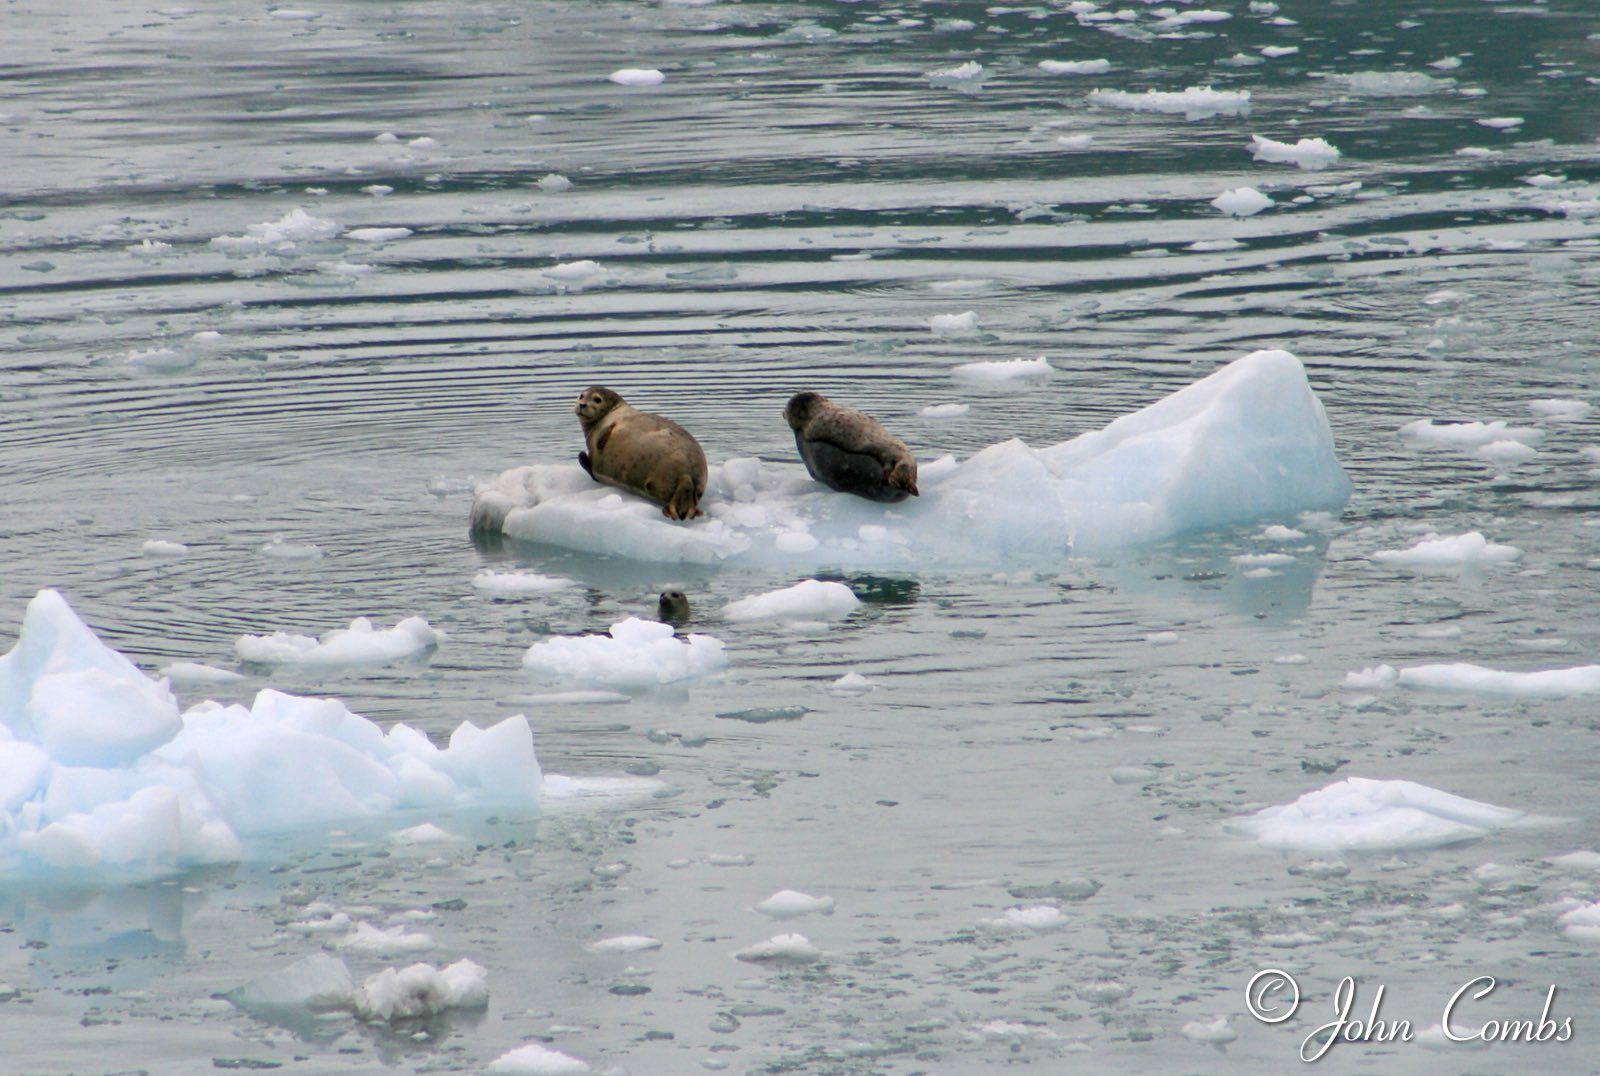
4, 0, 1600, 1072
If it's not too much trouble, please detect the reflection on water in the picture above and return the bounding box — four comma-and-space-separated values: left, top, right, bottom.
3, 0, 1600, 1070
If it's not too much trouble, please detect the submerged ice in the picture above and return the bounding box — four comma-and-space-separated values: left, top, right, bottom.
472, 350, 1350, 567
0, 590, 544, 876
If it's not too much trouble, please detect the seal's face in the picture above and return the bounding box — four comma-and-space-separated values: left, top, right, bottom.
784, 391, 825, 430
657, 587, 690, 624
576, 386, 623, 430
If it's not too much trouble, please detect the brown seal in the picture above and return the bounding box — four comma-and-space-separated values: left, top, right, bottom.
575, 386, 708, 520
783, 392, 919, 503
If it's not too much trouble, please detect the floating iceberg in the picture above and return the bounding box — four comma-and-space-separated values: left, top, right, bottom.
952, 356, 1053, 382
1211, 186, 1273, 216
0, 590, 545, 877
722, 580, 858, 623
1397, 663, 1600, 698
209, 207, 341, 252
1371, 531, 1521, 569
1039, 59, 1110, 76
608, 68, 664, 86
471, 349, 1351, 567
1229, 777, 1523, 853
236, 615, 442, 668
1088, 86, 1250, 121
521, 617, 727, 689
231, 953, 488, 1023
1249, 134, 1341, 170
1399, 418, 1542, 448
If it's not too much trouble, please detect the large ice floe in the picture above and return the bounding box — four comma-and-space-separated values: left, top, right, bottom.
471, 350, 1351, 567
1229, 778, 1525, 853
0, 590, 557, 877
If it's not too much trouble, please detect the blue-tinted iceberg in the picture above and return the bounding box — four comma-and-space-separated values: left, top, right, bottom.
471, 349, 1351, 567
0, 590, 545, 877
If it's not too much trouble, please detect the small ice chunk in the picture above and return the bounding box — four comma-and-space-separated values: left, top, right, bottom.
733, 933, 822, 964
1158, 8, 1231, 25
236, 616, 442, 668
1476, 440, 1537, 466
1146, 631, 1180, 646
1182, 1016, 1237, 1045
336, 921, 435, 955
754, 890, 836, 919
1231, 552, 1293, 567
930, 311, 980, 335
1399, 419, 1542, 448
125, 347, 192, 373
159, 661, 245, 686
260, 538, 323, 560
537, 173, 572, 192
1557, 902, 1600, 942
231, 953, 353, 1011
344, 227, 412, 243
1372, 532, 1521, 569
1229, 777, 1523, 852
978, 905, 1067, 932
1249, 134, 1341, 170
544, 259, 605, 282
521, 617, 727, 689
1210, 187, 1273, 216
927, 60, 985, 86
487, 1043, 591, 1075
586, 935, 663, 953
1528, 398, 1590, 421
141, 539, 190, 557
721, 580, 858, 623
1344, 664, 1398, 689
210, 207, 341, 250
1089, 86, 1250, 121
1330, 71, 1454, 97
1260, 524, 1306, 540
609, 68, 664, 86
1055, 133, 1095, 149
951, 356, 1052, 382
1398, 663, 1600, 698
472, 571, 575, 597
351, 958, 487, 1021
920, 403, 970, 418
828, 671, 875, 695
1039, 59, 1110, 75
1475, 116, 1524, 130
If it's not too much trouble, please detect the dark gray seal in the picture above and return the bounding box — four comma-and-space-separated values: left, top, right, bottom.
657, 588, 690, 625
783, 392, 919, 503
575, 386, 708, 521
